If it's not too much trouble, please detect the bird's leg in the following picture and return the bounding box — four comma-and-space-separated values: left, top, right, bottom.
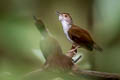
66, 44, 77, 58
66, 45, 80, 58
67, 46, 80, 54
71, 44, 77, 53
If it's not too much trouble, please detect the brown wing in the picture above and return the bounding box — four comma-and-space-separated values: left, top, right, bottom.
68, 25, 94, 50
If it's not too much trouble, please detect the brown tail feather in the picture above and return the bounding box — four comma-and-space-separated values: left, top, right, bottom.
93, 43, 103, 52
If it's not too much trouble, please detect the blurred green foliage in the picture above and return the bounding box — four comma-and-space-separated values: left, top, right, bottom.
0, 0, 120, 80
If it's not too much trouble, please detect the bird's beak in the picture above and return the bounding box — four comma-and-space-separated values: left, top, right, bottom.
56, 11, 61, 16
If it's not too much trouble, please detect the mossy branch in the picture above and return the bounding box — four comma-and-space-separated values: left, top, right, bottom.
23, 48, 120, 80
74, 69, 120, 79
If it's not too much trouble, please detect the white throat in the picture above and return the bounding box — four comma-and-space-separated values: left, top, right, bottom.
61, 20, 73, 42
61, 20, 71, 30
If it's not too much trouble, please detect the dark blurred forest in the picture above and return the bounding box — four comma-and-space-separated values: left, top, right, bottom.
0, 0, 120, 80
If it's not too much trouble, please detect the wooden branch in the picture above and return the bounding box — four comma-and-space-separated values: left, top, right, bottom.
22, 40, 120, 79
74, 69, 120, 79
23, 50, 120, 79
23, 67, 120, 80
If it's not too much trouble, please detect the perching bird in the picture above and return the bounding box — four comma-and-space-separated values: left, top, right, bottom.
33, 16, 63, 59
33, 16, 75, 70
56, 11, 102, 52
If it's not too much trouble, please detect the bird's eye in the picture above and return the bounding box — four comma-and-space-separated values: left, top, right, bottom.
65, 15, 68, 17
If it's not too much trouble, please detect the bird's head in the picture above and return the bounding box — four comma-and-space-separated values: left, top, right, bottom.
56, 11, 73, 25
33, 16, 44, 27
33, 16, 48, 35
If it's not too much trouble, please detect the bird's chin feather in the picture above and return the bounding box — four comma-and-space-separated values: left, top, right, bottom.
59, 15, 63, 21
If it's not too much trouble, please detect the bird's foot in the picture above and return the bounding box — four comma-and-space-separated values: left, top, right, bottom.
69, 46, 79, 52
67, 49, 76, 54
66, 46, 80, 58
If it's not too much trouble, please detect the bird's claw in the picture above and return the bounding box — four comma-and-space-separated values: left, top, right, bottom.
67, 49, 76, 54
66, 46, 80, 58
68, 46, 79, 53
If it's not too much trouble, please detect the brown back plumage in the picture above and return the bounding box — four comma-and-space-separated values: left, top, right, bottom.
68, 25, 95, 51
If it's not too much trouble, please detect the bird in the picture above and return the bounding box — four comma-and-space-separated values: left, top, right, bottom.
56, 11, 103, 52
33, 16, 63, 60
33, 16, 80, 70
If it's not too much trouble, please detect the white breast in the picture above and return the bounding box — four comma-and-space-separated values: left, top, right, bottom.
61, 21, 73, 43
